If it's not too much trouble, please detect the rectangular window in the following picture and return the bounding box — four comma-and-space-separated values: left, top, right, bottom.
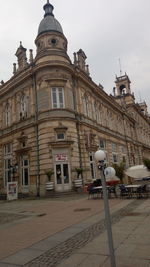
21, 155, 29, 186
120, 145, 126, 153
99, 139, 106, 149
112, 143, 117, 152
89, 152, 96, 179
52, 87, 64, 108
122, 156, 126, 163
4, 143, 12, 187
112, 153, 118, 163
4, 143, 12, 154
57, 133, 65, 140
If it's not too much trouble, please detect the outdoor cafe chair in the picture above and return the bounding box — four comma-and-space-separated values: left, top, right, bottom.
108, 186, 118, 198
136, 184, 148, 198
119, 185, 130, 198
88, 187, 100, 199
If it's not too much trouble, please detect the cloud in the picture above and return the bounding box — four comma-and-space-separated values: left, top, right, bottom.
0, 0, 150, 111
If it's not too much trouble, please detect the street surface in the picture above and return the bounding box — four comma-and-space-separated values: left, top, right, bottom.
0, 195, 149, 266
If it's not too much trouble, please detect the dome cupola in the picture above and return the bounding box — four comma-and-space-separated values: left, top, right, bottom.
38, 0, 63, 36
35, 1, 70, 64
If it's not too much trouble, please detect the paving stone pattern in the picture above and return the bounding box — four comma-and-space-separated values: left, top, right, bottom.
24, 199, 145, 267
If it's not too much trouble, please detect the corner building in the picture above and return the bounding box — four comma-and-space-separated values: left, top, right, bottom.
0, 1, 150, 197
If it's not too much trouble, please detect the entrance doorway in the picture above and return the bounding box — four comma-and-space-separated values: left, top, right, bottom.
55, 163, 71, 192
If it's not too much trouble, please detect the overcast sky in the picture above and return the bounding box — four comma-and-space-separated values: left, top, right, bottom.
0, 0, 150, 112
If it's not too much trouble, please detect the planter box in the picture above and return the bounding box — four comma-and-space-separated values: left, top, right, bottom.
46, 182, 54, 191
74, 179, 82, 188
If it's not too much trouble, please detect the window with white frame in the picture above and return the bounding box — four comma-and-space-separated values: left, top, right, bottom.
57, 132, 65, 140
20, 95, 28, 119
4, 143, 12, 186
89, 152, 96, 179
112, 143, 117, 152
94, 102, 97, 121
120, 145, 126, 153
83, 95, 89, 117
52, 87, 64, 108
5, 103, 11, 126
99, 139, 106, 150
21, 155, 29, 186
112, 153, 118, 163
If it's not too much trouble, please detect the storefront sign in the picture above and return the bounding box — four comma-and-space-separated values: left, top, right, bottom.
7, 182, 18, 201
55, 154, 68, 161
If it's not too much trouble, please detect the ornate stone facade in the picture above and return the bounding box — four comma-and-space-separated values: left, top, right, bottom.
0, 1, 150, 196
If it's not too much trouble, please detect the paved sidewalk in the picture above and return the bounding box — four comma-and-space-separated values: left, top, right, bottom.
57, 199, 150, 267
0, 196, 149, 266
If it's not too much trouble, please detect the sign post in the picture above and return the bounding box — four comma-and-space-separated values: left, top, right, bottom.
7, 182, 18, 201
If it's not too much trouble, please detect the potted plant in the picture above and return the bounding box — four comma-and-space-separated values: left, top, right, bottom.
45, 169, 54, 190
74, 168, 84, 188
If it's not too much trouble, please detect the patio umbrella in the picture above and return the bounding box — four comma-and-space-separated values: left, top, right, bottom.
125, 165, 150, 179
106, 176, 120, 186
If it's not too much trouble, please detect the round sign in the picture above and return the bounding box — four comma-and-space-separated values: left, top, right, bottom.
104, 167, 116, 180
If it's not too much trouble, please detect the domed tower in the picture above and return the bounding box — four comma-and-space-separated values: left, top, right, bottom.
35, 1, 71, 64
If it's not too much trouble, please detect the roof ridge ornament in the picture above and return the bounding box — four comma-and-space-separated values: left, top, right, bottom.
43, 0, 54, 17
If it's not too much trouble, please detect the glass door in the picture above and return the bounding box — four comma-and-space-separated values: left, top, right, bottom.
55, 163, 70, 192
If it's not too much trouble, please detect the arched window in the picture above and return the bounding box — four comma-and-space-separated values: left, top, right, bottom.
20, 95, 28, 119
5, 103, 11, 126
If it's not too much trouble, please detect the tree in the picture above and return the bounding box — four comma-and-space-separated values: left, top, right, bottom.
143, 158, 150, 170
112, 162, 125, 182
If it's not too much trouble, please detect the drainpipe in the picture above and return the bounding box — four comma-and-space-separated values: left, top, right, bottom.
72, 76, 83, 169
32, 72, 40, 197
123, 114, 131, 166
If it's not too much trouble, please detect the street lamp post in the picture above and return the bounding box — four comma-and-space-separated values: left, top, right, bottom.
94, 150, 116, 267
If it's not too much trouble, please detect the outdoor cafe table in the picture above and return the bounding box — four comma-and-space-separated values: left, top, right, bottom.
92, 186, 110, 190
125, 184, 141, 189
91, 186, 111, 198
125, 184, 141, 197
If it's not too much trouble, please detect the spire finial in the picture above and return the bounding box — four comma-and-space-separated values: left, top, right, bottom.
119, 58, 122, 76
43, 1, 54, 17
